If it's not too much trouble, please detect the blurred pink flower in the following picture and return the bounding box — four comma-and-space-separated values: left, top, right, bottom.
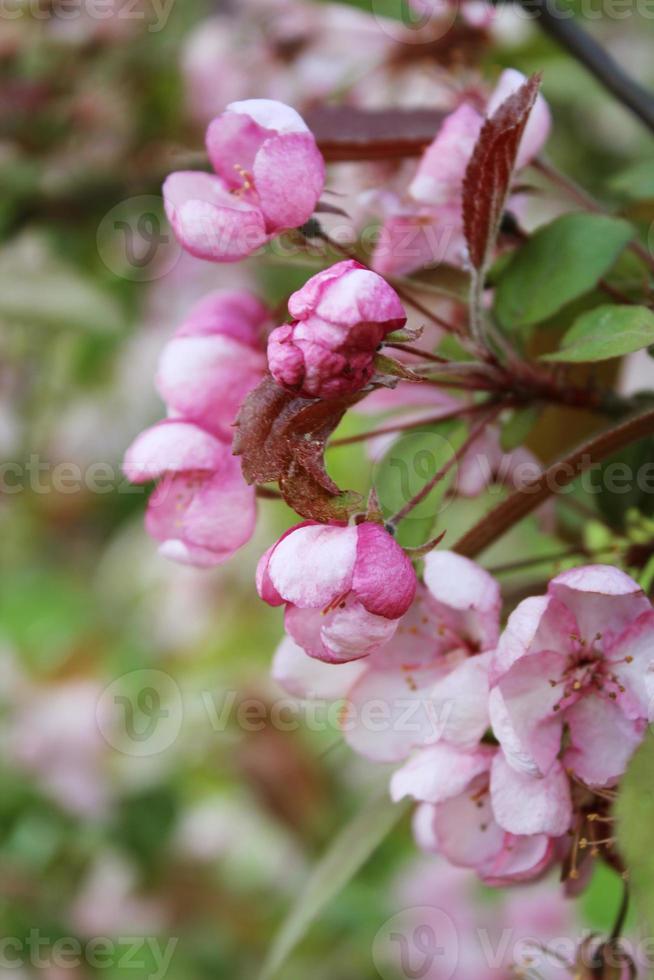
371, 69, 551, 277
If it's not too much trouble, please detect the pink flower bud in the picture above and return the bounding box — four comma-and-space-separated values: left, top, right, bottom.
258, 520, 416, 662
267, 260, 406, 399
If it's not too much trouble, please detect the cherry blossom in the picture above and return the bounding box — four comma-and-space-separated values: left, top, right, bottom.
490, 565, 654, 787
164, 99, 325, 262
267, 259, 406, 398
258, 520, 416, 662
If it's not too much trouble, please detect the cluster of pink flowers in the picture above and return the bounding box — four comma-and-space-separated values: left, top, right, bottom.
124, 86, 654, 899
274, 553, 654, 886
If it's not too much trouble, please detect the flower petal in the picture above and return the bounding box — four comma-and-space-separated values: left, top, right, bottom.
423, 550, 501, 652
254, 132, 325, 231
123, 420, 226, 483
550, 564, 650, 647
391, 743, 494, 804
163, 171, 268, 262
272, 634, 367, 700
353, 522, 416, 619
490, 753, 572, 837
267, 524, 357, 608
563, 694, 644, 786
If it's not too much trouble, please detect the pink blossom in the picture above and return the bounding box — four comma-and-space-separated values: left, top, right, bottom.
164, 99, 325, 262
371, 69, 551, 277
394, 743, 556, 884
267, 260, 407, 398
156, 289, 269, 439
124, 419, 256, 568
258, 520, 416, 662
490, 565, 654, 788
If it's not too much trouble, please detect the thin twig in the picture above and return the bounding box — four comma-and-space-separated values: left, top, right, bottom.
328, 401, 496, 448
389, 407, 502, 525
501, 0, 654, 134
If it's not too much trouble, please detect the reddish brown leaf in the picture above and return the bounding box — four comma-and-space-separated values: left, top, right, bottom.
306, 106, 446, 162
233, 375, 363, 522
462, 73, 541, 272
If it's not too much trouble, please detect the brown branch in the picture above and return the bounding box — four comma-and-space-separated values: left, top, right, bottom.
454, 405, 654, 559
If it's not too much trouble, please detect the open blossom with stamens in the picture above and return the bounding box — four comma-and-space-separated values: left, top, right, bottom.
370, 69, 551, 277
258, 521, 416, 662
267, 260, 407, 398
490, 565, 654, 789
164, 99, 325, 262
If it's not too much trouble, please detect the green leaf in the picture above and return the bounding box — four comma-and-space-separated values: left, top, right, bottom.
314, 0, 406, 20
542, 305, 654, 363
259, 790, 410, 980
609, 160, 654, 200
0, 233, 124, 333
616, 732, 654, 931
494, 213, 634, 330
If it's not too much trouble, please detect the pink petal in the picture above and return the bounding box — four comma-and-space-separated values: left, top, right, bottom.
176, 289, 269, 345
289, 262, 405, 329
423, 550, 501, 651
490, 753, 572, 837
254, 132, 325, 231
163, 171, 268, 262
353, 523, 416, 619
491, 594, 576, 681
550, 564, 650, 647
426, 653, 491, 748
225, 99, 310, 134
368, 583, 451, 670
481, 833, 554, 885
412, 802, 439, 853
563, 694, 644, 786
409, 103, 483, 205
272, 634, 367, 700
266, 523, 357, 608
486, 68, 551, 170
391, 743, 494, 804
285, 600, 397, 664
123, 420, 226, 483
491, 650, 566, 777
206, 110, 271, 186
433, 777, 505, 868
145, 456, 256, 568
607, 609, 654, 720
342, 661, 448, 761
156, 334, 265, 438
